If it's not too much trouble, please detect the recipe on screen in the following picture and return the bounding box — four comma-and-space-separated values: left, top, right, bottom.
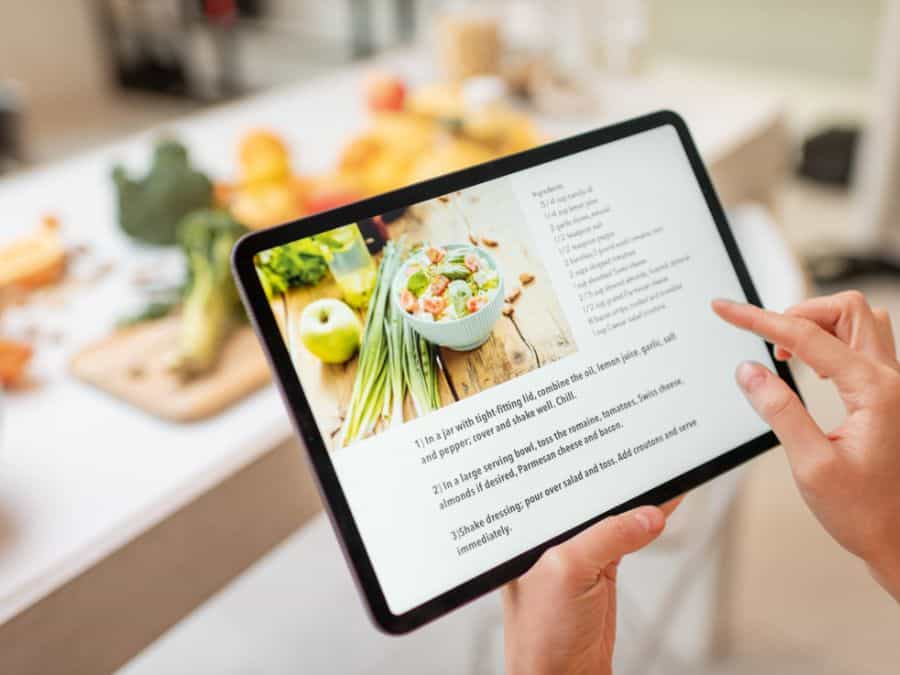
254, 124, 774, 614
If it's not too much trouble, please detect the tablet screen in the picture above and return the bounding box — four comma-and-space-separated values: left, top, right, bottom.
251, 123, 774, 615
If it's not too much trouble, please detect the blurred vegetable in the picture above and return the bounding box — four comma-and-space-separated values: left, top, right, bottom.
239, 130, 291, 185
0, 338, 32, 387
112, 140, 213, 245
365, 72, 407, 112
0, 215, 66, 291
168, 209, 247, 378
230, 181, 302, 231
228, 130, 305, 229
254, 239, 329, 298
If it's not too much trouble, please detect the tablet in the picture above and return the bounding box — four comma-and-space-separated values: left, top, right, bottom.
232, 110, 796, 634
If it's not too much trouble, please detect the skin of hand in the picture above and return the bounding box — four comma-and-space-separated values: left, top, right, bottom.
713, 292, 900, 601
503, 499, 681, 675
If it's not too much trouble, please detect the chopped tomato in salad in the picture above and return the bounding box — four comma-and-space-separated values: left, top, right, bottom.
425, 246, 445, 264
398, 245, 500, 322
400, 289, 419, 313
466, 296, 487, 314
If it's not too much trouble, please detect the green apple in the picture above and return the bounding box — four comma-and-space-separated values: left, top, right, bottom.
298, 298, 362, 364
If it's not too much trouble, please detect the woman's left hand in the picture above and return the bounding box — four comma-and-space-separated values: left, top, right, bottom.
503, 499, 681, 675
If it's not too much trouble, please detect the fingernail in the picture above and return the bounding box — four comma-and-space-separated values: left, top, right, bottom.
634, 511, 651, 531
633, 507, 664, 532
736, 361, 767, 392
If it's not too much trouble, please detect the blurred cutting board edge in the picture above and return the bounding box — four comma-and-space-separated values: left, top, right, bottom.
70, 316, 271, 422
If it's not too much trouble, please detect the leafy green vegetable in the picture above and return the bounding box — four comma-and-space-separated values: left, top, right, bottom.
406, 270, 429, 296
255, 238, 329, 298
311, 232, 346, 253
112, 139, 213, 246
435, 262, 470, 280
168, 209, 247, 378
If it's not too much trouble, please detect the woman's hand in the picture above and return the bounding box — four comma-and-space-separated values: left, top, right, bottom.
503, 500, 680, 675
713, 292, 900, 601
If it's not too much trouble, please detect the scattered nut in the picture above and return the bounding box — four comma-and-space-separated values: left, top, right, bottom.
502, 303, 515, 317
505, 287, 521, 303
481, 236, 499, 247
519, 272, 535, 285
468, 232, 479, 245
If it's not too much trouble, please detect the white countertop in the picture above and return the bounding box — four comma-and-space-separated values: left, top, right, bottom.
0, 54, 792, 625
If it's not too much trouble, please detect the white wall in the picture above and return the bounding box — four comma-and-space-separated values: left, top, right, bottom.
647, 0, 883, 82
0, 0, 109, 107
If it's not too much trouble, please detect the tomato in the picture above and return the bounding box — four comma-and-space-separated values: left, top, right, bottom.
400, 289, 418, 313
466, 296, 487, 314
365, 72, 406, 112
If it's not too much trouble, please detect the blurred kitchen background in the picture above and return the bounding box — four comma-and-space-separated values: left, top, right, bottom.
1, 1, 899, 674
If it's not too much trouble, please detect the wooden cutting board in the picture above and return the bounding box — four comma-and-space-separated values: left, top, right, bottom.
70, 316, 271, 422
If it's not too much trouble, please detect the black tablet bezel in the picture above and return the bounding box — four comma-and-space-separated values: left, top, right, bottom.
232, 110, 798, 634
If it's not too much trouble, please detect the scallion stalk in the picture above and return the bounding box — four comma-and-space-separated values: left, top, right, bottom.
340, 241, 402, 446
385, 291, 406, 426
403, 319, 441, 417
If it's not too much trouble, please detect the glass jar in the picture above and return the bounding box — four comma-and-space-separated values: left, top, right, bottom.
324, 224, 377, 310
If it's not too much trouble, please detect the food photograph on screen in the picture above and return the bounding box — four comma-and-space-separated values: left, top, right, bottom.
254, 180, 577, 450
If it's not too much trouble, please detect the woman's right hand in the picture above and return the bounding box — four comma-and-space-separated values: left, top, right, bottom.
713, 292, 900, 602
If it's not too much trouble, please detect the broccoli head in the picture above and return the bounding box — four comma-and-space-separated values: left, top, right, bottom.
168, 209, 248, 379
113, 139, 213, 246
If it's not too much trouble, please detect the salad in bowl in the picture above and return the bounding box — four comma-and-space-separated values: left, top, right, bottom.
393, 243, 504, 350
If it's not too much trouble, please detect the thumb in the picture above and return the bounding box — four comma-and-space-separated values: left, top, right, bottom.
557, 506, 666, 577
735, 361, 832, 478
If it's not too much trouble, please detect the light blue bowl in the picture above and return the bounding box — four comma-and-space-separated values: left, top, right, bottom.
393, 244, 504, 351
